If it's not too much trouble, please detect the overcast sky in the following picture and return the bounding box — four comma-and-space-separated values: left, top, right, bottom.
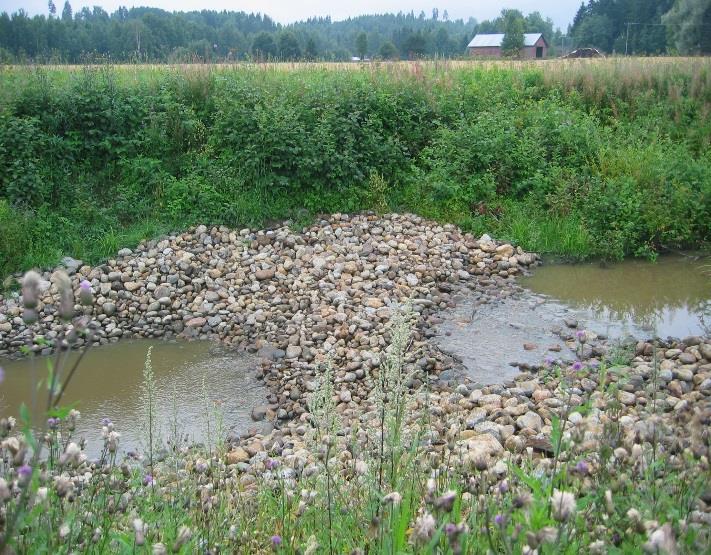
4, 0, 579, 30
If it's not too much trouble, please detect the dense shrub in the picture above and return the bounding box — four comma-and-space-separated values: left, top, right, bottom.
0, 61, 709, 275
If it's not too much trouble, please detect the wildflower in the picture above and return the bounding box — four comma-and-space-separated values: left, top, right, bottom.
143, 474, 155, 487
494, 513, 506, 527
604, 489, 614, 515
79, 280, 93, 306
22, 270, 41, 309
152, 543, 167, 555
47, 417, 60, 430
133, 518, 146, 546
101, 417, 112, 426
575, 330, 587, 343
195, 458, 209, 474
106, 430, 120, 453
550, 489, 576, 522
303, 535, 319, 555
271, 535, 282, 549
513, 492, 532, 509
52, 270, 75, 321
537, 527, 558, 544
382, 491, 402, 506
354, 459, 368, 475
60, 442, 82, 466
444, 523, 457, 535
172, 526, 192, 551
0, 478, 10, 503
411, 512, 436, 544
55, 476, 73, 498
68, 409, 80, 429
589, 540, 606, 554
434, 490, 457, 512
574, 460, 590, 475
571, 361, 583, 372
265, 458, 279, 471
543, 356, 554, 368
59, 522, 71, 541
643, 523, 677, 554
2, 437, 20, 454
498, 480, 509, 494
35, 486, 48, 504
627, 508, 641, 524
18, 464, 32, 480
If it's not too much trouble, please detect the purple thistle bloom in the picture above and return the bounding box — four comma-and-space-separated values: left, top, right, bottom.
494, 514, 505, 527
575, 330, 586, 341
572, 361, 583, 371
101, 417, 112, 426
498, 480, 509, 494
271, 535, 282, 547
575, 460, 590, 475
47, 417, 60, 430
79, 280, 92, 291
444, 523, 457, 535
143, 474, 155, 486
265, 458, 279, 471
543, 356, 554, 368
18, 464, 32, 478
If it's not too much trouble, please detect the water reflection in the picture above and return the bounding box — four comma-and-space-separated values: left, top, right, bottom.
0, 340, 266, 458
520, 255, 711, 338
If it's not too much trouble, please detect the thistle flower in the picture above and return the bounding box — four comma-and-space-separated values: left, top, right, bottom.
60, 442, 82, 466
265, 458, 279, 471
550, 489, 576, 522
54, 476, 73, 498
513, 492, 532, 509
79, 280, 93, 307
571, 361, 583, 372
575, 330, 587, 343
47, 417, 60, 430
604, 489, 615, 515
22, 270, 41, 309
574, 460, 590, 475
271, 535, 282, 549
2, 437, 20, 454
0, 477, 10, 503
411, 512, 436, 544
434, 490, 457, 512
18, 464, 32, 478
643, 524, 677, 554
543, 356, 554, 368
494, 513, 506, 527
143, 474, 155, 486
382, 491, 402, 506
133, 518, 146, 546
172, 526, 192, 551
152, 543, 167, 555
52, 270, 74, 321
498, 480, 509, 494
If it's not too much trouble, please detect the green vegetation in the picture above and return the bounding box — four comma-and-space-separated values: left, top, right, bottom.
0, 59, 710, 276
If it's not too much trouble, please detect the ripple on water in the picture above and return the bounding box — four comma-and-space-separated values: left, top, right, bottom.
0, 340, 267, 458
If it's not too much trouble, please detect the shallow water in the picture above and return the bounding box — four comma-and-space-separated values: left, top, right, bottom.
520, 255, 711, 338
0, 340, 266, 458
436, 254, 710, 385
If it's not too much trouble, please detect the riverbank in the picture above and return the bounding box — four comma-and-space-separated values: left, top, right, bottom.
1, 214, 710, 552
1, 59, 709, 276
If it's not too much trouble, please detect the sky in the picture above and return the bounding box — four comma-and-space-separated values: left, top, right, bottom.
2, 0, 580, 30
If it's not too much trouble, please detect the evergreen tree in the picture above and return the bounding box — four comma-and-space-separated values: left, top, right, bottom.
61, 1, 72, 22
662, 0, 711, 54
48, 0, 56, 17
355, 32, 367, 59
252, 32, 276, 60
379, 40, 398, 59
278, 31, 300, 60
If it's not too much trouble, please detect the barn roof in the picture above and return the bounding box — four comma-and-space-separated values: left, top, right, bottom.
467, 33, 546, 48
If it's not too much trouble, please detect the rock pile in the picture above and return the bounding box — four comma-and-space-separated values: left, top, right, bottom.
0, 213, 537, 421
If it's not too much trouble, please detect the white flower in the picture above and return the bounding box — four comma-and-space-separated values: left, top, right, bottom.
382, 491, 402, 506
550, 489, 576, 522
411, 512, 436, 544
643, 523, 678, 554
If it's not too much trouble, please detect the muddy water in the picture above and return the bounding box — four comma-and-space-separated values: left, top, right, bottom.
0, 340, 266, 458
436, 255, 710, 385
520, 255, 711, 338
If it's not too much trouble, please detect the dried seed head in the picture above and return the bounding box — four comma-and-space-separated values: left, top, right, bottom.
550, 489, 576, 522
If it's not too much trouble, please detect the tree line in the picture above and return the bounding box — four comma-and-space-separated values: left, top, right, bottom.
0, 5, 561, 63
570, 0, 711, 55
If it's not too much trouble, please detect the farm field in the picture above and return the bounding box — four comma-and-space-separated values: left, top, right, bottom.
1, 57, 710, 275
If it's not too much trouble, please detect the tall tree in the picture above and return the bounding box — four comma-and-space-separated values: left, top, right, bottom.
252, 32, 276, 60
662, 0, 711, 54
48, 0, 56, 17
501, 10, 525, 57
379, 41, 398, 59
61, 1, 71, 22
278, 31, 300, 60
355, 32, 367, 59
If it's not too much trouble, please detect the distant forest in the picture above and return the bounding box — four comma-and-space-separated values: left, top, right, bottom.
0, 0, 708, 63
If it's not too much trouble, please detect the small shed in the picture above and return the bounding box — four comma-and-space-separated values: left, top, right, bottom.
467, 33, 548, 59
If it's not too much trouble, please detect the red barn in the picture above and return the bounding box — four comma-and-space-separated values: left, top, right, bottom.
467, 33, 548, 59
